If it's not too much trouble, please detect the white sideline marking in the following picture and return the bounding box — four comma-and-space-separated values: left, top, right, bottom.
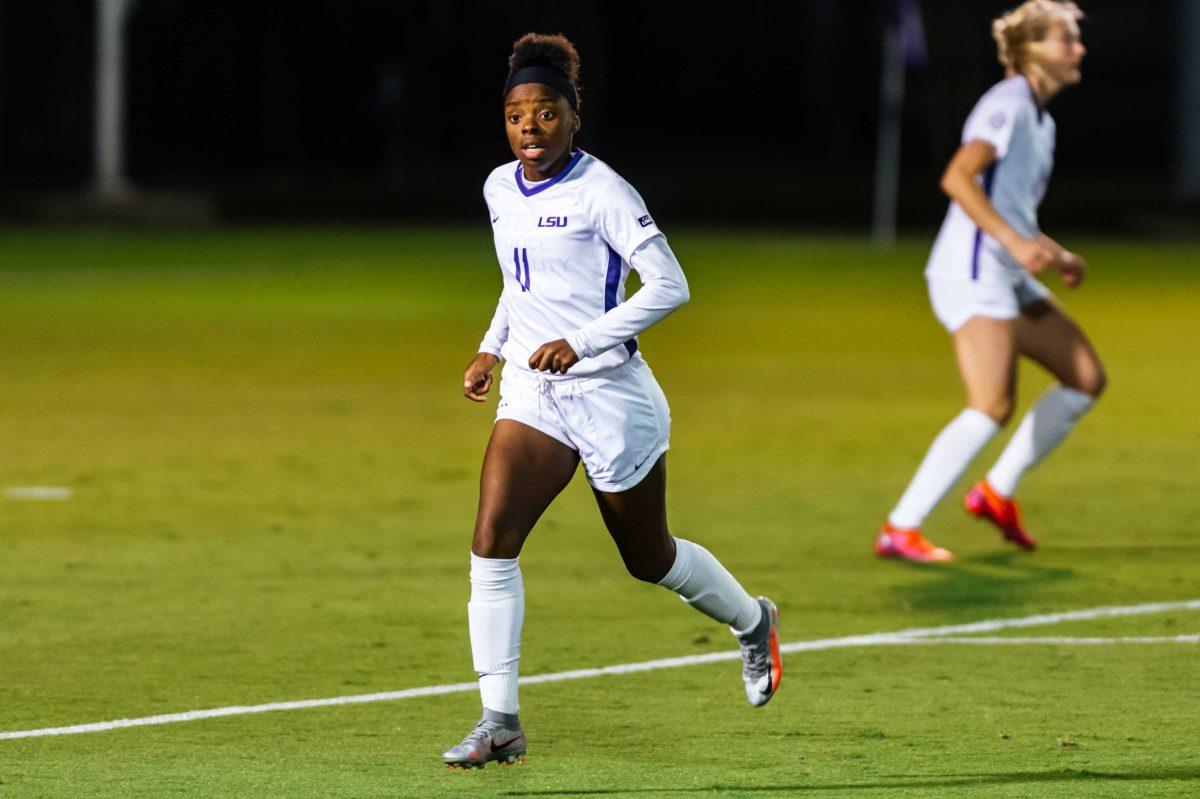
4, 486, 72, 501
902, 635, 1200, 645
2, 598, 1198, 742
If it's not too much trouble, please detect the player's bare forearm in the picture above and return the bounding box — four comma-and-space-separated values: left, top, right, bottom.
463, 352, 500, 402
942, 140, 1055, 275
1036, 233, 1065, 257
943, 170, 1019, 250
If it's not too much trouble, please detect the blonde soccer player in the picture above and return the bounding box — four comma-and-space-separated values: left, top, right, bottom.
442, 33, 782, 769
876, 1, 1106, 562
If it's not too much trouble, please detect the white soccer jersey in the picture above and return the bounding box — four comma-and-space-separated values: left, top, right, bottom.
925, 76, 1056, 284
478, 149, 688, 379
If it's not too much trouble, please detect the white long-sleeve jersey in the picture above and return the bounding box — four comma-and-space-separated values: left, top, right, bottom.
477, 149, 689, 379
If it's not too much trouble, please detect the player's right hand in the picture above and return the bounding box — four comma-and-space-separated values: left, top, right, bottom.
1009, 236, 1056, 275
463, 353, 500, 402
1055, 250, 1086, 288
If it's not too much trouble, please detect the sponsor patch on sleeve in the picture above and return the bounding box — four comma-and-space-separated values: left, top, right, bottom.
989, 111, 1008, 129
638, 214, 654, 228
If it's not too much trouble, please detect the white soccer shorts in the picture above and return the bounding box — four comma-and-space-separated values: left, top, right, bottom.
927, 268, 1051, 333
494, 357, 671, 493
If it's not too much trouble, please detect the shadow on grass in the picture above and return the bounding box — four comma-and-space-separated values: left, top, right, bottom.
1047, 542, 1200, 556
501, 767, 1200, 796
888, 550, 1077, 612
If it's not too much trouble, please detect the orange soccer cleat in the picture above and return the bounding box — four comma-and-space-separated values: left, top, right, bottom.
874, 523, 954, 563
964, 479, 1036, 550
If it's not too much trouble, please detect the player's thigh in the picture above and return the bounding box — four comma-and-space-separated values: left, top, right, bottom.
591, 456, 674, 582
473, 419, 580, 558
1015, 300, 1106, 395
952, 315, 1019, 420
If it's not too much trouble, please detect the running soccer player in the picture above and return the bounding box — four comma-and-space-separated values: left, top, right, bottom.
442, 34, 782, 769
876, 1, 1105, 562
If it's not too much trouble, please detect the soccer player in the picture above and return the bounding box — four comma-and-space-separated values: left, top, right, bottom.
441, 34, 782, 769
876, 1, 1105, 562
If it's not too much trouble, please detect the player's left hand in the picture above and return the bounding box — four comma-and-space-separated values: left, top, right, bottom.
1055, 250, 1086, 288
463, 352, 500, 402
529, 339, 579, 374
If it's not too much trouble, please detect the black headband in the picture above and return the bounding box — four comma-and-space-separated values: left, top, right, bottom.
503, 65, 578, 110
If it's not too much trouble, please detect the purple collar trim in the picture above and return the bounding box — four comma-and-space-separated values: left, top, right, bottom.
515, 149, 585, 196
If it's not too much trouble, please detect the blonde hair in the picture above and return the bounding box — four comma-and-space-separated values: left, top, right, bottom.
992, 1, 1083, 72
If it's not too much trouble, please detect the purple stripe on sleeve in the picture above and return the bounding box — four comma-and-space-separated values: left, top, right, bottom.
603, 245, 621, 312
603, 244, 638, 357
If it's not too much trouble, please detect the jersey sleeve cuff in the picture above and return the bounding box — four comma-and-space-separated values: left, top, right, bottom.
477, 343, 504, 360
565, 331, 594, 360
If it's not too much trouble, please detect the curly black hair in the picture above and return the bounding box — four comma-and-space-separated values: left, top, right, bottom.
508, 32, 581, 88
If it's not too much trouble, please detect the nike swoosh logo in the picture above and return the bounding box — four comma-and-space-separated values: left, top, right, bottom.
491, 215, 500, 223
490, 732, 523, 751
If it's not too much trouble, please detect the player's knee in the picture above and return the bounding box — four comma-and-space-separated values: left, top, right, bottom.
470, 536, 508, 559
973, 397, 1014, 426
618, 545, 673, 583
471, 522, 524, 559
623, 556, 671, 584
1074, 362, 1107, 398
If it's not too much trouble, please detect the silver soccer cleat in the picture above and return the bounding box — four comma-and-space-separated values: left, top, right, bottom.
442, 709, 526, 770
738, 597, 782, 707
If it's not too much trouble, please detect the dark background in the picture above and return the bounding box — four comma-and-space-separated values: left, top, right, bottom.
0, 0, 1193, 230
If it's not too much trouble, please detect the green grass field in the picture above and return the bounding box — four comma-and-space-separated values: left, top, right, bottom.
1, 227, 1198, 798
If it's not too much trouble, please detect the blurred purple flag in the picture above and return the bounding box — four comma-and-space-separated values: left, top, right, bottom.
897, 0, 928, 68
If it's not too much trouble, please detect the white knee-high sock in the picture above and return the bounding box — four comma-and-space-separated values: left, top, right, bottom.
889, 409, 1000, 529
987, 385, 1095, 497
657, 537, 763, 636
467, 553, 523, 715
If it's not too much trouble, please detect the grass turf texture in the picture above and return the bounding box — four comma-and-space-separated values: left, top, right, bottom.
1, 227, 1198, 798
